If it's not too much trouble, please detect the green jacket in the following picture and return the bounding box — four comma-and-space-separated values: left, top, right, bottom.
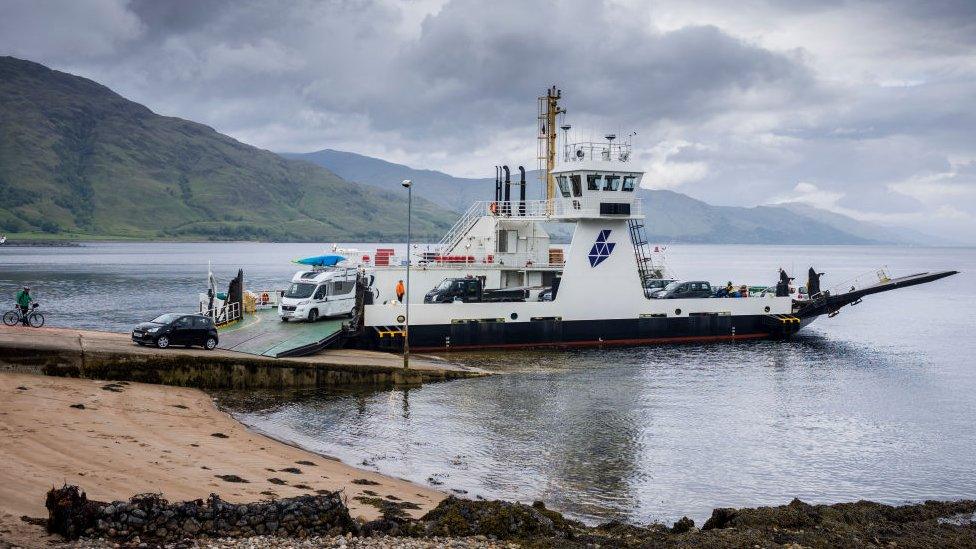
16, 290, 31, 307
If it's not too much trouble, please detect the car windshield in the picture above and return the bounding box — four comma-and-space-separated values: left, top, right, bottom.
150, 313, 182, 324
663, 282, 679, 292
436, 279, 454, 291
285, 282, 316, 298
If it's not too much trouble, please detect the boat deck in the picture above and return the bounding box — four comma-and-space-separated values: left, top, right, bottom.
217, 308, 345, 358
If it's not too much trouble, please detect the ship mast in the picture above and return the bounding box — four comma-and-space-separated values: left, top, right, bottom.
537, 86, 565, 208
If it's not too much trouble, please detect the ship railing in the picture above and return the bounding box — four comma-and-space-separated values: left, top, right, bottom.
417, 251, 559, 269
820, 266, 891, 299
435, 202, 483, 253
562, 141, 632, 163
478, 198, 643, 219
248, 289, 283, 308
200, 300, 241, 327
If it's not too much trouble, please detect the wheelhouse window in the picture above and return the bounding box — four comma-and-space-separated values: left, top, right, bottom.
603, 175, 621, 191
622, 175, 636, 192
556, 176, 571, 198
570, 175, 583, 197
587, 174, 602, 191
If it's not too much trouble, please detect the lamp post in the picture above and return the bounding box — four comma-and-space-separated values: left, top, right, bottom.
401, 179, 412, 370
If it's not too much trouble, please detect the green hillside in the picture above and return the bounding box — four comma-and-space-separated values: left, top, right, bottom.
0, 56, 454, 241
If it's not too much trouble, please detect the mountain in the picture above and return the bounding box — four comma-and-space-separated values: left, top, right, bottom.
288, 149, 919, 245
282, 149, 498, 212
776, 202, 952, 246
0, 56, 454, 241
637, 189, 881, 244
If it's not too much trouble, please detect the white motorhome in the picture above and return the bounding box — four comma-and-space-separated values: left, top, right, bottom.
279, 267, 359, 322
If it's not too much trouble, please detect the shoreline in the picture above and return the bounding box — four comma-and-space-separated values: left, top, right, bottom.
4, 370, 976, 548
0, 371, 447, 547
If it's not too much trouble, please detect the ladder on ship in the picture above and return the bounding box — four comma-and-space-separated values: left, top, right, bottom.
628, 219, 659, 283
436, 202, 482, 254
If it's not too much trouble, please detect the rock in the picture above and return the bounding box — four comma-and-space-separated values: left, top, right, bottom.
127, 516, 145, 527
182, 518, 201, 534
671, 516, 695, 533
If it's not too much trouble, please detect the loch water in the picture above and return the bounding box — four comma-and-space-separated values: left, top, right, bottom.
2, 242, 974, 525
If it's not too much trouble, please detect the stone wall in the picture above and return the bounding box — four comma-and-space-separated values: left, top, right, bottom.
0, 346, 470, 390
47, 486, 357, 542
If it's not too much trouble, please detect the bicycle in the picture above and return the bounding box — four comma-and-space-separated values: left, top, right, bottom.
3, 303, 45, 327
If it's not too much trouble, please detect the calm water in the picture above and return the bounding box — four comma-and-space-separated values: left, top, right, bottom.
2, 242, 974, 525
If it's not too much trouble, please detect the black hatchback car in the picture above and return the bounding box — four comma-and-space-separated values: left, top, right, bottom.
132, 313, 219, 350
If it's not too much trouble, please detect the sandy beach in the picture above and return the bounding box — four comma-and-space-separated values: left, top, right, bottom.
0, 371, 445, 547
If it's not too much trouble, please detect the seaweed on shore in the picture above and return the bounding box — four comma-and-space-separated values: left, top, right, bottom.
214, 474, 249, 483
42, 484, 976, 548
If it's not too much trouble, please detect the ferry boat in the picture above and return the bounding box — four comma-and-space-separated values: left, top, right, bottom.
203, 87, 956, 357
352, 87, 956, 352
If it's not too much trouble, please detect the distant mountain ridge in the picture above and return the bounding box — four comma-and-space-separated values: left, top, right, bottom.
286, 149, 923, 245
0, 56, 454, 241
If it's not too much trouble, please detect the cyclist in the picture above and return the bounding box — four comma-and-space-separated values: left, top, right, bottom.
15, 286, 32, 326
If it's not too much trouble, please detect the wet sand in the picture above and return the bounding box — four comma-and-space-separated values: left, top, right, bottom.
0, 371, 445, 546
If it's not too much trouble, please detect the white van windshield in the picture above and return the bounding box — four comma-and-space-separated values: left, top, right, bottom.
285, 283, 316, 298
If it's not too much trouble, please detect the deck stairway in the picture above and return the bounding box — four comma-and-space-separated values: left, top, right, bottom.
436, 202, 482, 254
627, 219, 660, 282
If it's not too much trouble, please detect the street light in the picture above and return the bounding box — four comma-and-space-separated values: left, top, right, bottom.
401, 179, 412, 370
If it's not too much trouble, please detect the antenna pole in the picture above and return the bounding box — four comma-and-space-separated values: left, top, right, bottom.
538, 86, 565, 211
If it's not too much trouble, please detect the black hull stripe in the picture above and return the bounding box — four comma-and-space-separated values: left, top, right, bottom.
363, 314, 796, 352
409, 332, 771, 352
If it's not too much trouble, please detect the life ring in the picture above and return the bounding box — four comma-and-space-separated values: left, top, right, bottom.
489, 202, 498, 215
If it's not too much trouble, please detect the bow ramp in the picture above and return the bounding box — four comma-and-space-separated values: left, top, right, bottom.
216, 309, 347, 358
796, 270, 959, 319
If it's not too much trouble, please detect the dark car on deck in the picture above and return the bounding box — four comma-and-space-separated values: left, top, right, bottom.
643, 278, 676, 298
132, 313, 218, 350
657, 281, 713, 299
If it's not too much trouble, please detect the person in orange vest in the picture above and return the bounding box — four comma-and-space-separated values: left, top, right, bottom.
395, 280, 405, 302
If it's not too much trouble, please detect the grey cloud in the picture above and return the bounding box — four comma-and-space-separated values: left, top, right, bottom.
378, 0, 821, 138
0, 0, 973, 238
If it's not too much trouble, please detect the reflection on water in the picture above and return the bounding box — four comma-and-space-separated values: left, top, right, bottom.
225, 329, 976, 525
3, 242, 975, 525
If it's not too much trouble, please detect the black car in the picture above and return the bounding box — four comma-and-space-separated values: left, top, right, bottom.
657, 281, 713, 299
643, 278, 676, 298
132, 313, 219, 350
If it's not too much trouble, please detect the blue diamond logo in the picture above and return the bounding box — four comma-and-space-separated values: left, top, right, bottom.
588, 229, 615, 267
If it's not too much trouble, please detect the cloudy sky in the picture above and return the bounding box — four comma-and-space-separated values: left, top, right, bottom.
2, 0, 975, 239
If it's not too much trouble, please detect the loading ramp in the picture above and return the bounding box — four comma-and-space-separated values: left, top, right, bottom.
217, 309, 348, 358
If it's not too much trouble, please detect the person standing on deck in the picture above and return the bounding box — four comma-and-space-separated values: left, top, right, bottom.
15, 286, 32, 325
395, 279, 405, 302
